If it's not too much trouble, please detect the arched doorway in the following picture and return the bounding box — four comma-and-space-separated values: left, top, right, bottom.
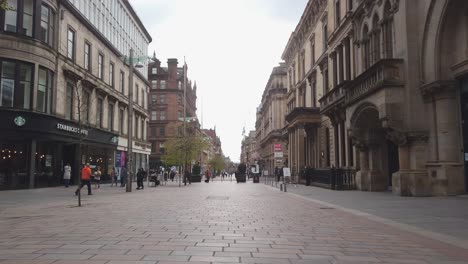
351, 104, 399, 191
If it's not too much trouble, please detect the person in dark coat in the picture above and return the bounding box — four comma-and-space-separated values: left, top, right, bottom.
136, 168, 145, 190
120, 166, 128, 187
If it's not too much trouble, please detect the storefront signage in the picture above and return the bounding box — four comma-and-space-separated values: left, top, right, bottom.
274, 152, 283, 158
56, 123, 88, 136
14, 116, 26, 127
274, 144, 282, 152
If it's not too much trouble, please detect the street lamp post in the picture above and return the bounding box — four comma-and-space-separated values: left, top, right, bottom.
126, 49, 135, 192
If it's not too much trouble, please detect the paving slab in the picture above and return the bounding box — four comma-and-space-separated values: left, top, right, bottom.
0, 181, 467, 264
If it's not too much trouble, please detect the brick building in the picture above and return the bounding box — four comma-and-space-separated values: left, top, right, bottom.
147, 57, 197, 168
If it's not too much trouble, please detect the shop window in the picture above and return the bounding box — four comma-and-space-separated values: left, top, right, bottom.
35, 142, 57, 188
37, 67, 53, 114
0, 143, 28, 190
0, 60, 33, 110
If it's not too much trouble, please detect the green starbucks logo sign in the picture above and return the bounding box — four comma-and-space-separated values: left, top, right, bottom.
14, 116, 26, 127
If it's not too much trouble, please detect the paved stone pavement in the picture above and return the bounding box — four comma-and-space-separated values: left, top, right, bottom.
0, 181, 468, 264
261, 179, 468, 249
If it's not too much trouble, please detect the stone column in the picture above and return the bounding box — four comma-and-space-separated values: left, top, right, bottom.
356, 145, 369, 191
421, 81, 464, 196
298, 126, 305, 182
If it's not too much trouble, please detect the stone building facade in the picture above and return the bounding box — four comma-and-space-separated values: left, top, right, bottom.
0, 0, 151, 189
147, 57, 197, 168
255, 63, 289, 175
281, 0, 467, 196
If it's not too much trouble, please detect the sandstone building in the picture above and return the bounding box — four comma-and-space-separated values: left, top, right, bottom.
255, 63, 289, 175
0, 0, 151, 189
277, 0, 467, 196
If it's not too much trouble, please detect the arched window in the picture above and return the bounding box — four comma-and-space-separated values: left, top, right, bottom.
362, 25, 370, 70
383, 1, 393, 58
372, 14, 381, 63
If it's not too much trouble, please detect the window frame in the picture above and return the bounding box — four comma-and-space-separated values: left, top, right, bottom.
119, 70, 124, 93
84, 41, 91, 72
98, 53, 104, 80
67, 27, 76, 61
37, 66, 53, 114
0, 59, 34, 110
109, 61, 114, 87
39, 3, 55, 46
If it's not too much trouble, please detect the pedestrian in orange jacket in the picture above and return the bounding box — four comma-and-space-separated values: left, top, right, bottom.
75, 163, 92, 195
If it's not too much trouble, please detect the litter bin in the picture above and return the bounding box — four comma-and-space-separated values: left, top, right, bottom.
253, 174, 260, 183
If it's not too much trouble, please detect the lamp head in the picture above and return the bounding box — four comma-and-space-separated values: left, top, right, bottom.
135, 60, 144, 68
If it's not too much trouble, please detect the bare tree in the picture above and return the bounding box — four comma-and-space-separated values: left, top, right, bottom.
73, 73, 95, 206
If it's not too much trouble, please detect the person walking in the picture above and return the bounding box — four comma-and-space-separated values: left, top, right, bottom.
110, 167, 117, 187
136, 168, 145, 190
204, 169, 211, 183
120, 166, 127, 187
184, 169, 191, 185
63, 163, 71, 188
170, 166, 176, 181
75, 163, 92, 195
94, 166, 101, 189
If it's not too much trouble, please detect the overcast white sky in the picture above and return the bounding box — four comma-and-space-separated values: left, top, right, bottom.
130, 0, 307, 162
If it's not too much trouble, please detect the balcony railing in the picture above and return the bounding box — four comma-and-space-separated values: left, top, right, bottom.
345, 59, 404, 105
319, 81, 350, 113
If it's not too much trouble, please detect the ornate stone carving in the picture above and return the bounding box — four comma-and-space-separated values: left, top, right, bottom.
420, 80, 457, 99
386, 129, 407, 146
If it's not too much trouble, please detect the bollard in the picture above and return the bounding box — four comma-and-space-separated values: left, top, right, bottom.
284, 184, 287, 192
280, 184, 283, 191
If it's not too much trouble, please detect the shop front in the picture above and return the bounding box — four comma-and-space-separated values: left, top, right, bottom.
0, 110, 118, 190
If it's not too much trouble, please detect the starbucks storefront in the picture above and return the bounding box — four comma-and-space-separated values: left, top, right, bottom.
0, 110, 118, 190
